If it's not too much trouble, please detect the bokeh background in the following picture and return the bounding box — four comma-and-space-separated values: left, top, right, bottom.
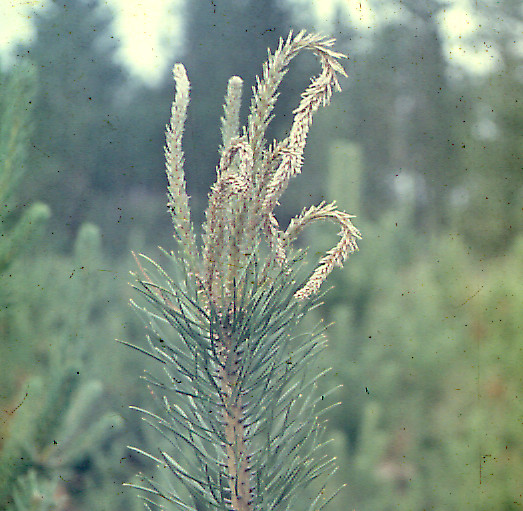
1, 0, 521, 510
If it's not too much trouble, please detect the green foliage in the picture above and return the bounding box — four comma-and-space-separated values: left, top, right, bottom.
9, 470, 62, 511
0, 61, 156, 509
0, 63, 35, 197
307, 137, 523, 510
128, 253, 338, 510
451, 56, 523, 256
0, 62, 50, 414
0, 65, 50, 272
0, 224, 127, 509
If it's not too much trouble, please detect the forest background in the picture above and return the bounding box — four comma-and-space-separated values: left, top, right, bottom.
0, 0, 521, 510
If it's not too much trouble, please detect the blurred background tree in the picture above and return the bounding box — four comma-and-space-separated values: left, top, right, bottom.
0, 0, 521, 509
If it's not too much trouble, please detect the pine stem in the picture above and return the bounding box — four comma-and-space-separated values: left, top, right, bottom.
216, 323, 251, 510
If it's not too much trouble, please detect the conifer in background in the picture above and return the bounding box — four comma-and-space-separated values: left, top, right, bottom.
0, 66, 127, 511
0, 65, 49, 274
19, 0, 126, 241
0, 64, 50, 414
0, 222, 127, 510
125, 31, 361, 511
305, 137, 523, 510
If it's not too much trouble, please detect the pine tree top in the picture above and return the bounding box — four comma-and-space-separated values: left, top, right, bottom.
162, 30, 361, 312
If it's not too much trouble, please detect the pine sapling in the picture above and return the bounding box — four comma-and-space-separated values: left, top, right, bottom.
123, 31, 361, 511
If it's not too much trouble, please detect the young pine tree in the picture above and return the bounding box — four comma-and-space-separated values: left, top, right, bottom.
125, 31, 361, 511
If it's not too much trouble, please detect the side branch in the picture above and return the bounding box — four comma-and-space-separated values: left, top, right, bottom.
286, 202, 362, 300
165, 64, 199, 271
261, 54, 346, 218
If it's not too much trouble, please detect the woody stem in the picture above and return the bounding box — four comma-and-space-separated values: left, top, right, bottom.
218, 327, 251, 511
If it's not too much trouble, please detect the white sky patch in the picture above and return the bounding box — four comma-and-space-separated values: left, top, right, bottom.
0, 1, 48, 62
439, 2, 500, 73
0, 0, 505, 79
446, 39, 501, 73
347, 0, 377, 27
107, 0, 182, 84
441, 5, 475, 37
296, 0, 377, 28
